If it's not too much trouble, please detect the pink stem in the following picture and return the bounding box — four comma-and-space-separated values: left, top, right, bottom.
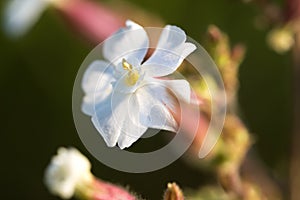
172, 99, 209, 155
57, 0, 124, 44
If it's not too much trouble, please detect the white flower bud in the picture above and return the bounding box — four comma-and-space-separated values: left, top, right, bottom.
267, 27, 295, 54
44, 147, 92, 199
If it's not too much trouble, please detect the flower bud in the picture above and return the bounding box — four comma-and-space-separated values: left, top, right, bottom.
44, 147, 137, 200
44, 147, 93, 199
267, 26, 295, 54
164, 182, 184, 200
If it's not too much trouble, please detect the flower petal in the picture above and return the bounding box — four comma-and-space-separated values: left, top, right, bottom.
116, 94, 148, 149
44, 147, 91, 199
103, 20, 149, 66
3, 0, 49, 37
136, 82, 178, 132
81, 60, 115, 115
91, 92, 147, 148
142, 25, 196, 77
155, 79, 191, 104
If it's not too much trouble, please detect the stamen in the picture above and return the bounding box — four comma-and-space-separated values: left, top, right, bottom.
121, 58, 140, 86
122, 58, 132, 71
125, 71, 139, 86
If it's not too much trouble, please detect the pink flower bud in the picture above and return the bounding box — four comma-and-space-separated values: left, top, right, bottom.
92, 178, 136, 200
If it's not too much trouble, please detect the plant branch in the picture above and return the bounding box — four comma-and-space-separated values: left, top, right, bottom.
284, 0, 300, 199
290, 22, 300, 200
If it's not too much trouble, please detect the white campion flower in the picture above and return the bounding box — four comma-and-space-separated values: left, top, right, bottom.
44, 147, 93, 199
82, 20, 196, 149
3, 0, 60, 37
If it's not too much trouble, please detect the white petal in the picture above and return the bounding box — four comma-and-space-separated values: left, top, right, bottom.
54, 181, 75, 199
142, 25, 196, 77
116, 94, 148, 149
82, 60, 113, 93
44, 147, 91, 199
91, 97, 119, 147
103, 20, 149, 66
81, 60, 115, 115
91, 93, 147, 148
136, 82, 178, 132
3, 0, 49, 37
155, 79, 191, 104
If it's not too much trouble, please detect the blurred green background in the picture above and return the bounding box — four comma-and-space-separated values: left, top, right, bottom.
0, 0, 292, 199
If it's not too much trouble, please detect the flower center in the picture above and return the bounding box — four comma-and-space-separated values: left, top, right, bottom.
122, 58, 140, 86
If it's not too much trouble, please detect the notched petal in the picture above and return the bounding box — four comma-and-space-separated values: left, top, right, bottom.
103, 20, 149, 66
81, 60, 115, 116
158, 79, 191, 104
142, 25, 197, 77
136, 83, 178, 132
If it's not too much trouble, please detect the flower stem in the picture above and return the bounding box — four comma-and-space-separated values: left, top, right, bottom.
56, 0, 124, 44
284, 0, 300, 199
290, 20, 300, 200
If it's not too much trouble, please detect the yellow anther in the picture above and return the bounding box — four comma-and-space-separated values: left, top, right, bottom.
122, 58, 133, 71
121, 58, 139, 86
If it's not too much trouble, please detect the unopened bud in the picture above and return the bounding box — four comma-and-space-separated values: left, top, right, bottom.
267, 26, 295, 54
164, 182, 184, 200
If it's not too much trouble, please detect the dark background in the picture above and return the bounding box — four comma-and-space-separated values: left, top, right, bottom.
0, 0, 292, 199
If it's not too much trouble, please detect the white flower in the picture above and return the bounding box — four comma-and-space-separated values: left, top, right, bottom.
44, 147, 92, 199
3, 0, 58, 37
82, 20, 196, 149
